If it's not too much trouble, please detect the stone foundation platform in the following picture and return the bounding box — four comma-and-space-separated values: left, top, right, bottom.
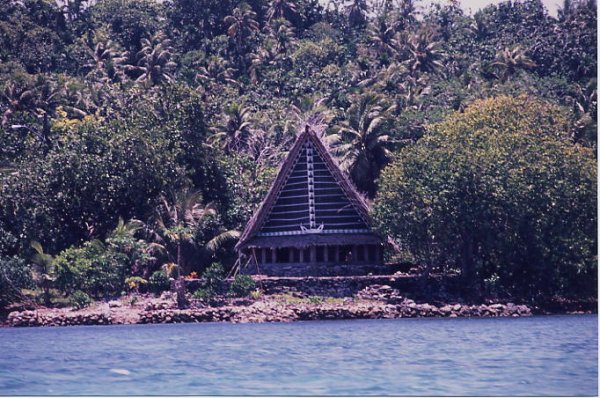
240, 262, 402, 277
175, 273, 463, 302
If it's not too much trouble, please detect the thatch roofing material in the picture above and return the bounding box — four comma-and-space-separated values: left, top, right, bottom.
236, 124, 381, 251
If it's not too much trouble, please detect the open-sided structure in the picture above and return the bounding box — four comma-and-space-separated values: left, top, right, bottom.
235, 125, 384, 276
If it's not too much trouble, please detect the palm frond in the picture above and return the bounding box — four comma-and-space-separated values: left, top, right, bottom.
205, 230, 241, 252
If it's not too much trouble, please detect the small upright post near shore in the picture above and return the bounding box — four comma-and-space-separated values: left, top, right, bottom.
174, 279, 189, 309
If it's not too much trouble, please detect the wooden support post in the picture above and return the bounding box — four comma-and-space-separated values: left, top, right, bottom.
299, 248, 304, 263
352, 245, 358, 264
272, 248, 277, 264
251, 248, 257, 270
335, 246, 340, 263
324, 246, 329, 263
261, 248, 266, 264
310, 246, 316, 263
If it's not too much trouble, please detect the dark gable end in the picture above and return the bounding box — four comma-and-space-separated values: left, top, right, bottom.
236, 125, 381, 251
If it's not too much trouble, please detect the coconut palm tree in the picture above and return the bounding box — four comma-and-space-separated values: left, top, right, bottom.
333, 92, 396, 197
396, 29, 446, 77
246, 113, 296, 166
359, 62, 408, 93
131, 31, 177, 87
106, 217, 163, 277
209, 103, 254, 153
84, 38, 128, 84
347, 0, 368, 28
396, 0, 418, 28
1, 81, 35, 126
289, 96, 334, 129
196, 55, 237, 90
60, 81, 93, 119
266, 0, 298, 22
106, 217, 145, 249
28, 75, 65, 148
61, 0, 92, 24
491, 46, 537, 82
567, 79, 597, 144
367, 17, 397, 62
224, 3, 259, 71
268, 18, 296, 54
285, 98, 337, 154
147, 190, 240, 275
33, 75, 64, 120
2, 75, 66, 148
30, 241, 55, 306
248, 44, 278, 83
246, 126, 278, 165
398, 74, 431, 110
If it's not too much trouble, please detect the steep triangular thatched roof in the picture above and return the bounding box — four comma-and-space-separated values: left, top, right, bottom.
236, 124, 380, 251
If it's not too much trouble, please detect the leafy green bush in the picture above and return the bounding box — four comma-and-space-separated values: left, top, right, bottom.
308, 296, 324, 305
201, 262, 224, 293
229, 274, 256, 297
125, 276, 148, 292
106, 218, 158, 276
292, 38, 343, 69
148, 270, 171, 294
53, 241, 129, 298
0, 256, 32, 307
70, 290, 92, 309
189, 262, 227, 301
192, 287, 215, 301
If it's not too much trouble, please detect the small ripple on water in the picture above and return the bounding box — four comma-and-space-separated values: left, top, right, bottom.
109, 368, 131, 376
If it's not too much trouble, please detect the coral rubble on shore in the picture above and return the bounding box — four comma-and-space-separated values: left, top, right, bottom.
6, 284, 538, 327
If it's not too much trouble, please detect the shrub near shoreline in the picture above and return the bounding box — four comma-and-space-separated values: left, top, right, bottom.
374, 96, 597, 301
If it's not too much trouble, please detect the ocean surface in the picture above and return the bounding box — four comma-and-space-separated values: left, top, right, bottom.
0, 315, 597, 396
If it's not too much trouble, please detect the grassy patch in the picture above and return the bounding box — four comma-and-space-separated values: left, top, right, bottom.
270, 294, 344, 306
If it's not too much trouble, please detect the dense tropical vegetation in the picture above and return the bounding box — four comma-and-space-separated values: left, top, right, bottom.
0, 0, 596, 307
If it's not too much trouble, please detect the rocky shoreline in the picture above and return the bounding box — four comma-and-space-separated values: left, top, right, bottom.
8, 300, 534, 327
3, 284, 543, 327
138, 301, 534, 325
5, 283, 597, 328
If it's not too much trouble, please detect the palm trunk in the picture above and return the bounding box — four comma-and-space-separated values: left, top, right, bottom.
177, 242, 182, 276
236, 38, 247, 72
43, 285, 51, 307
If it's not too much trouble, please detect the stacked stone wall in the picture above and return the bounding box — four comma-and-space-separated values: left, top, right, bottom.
241, 262, 399, 277
177, 274, 463, 302
253, 274, 463, 301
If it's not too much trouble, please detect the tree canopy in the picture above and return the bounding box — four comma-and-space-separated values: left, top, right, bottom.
373, 96, 596, 301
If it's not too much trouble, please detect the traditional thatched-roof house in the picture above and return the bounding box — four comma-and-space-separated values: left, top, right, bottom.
236, 124, 384, 276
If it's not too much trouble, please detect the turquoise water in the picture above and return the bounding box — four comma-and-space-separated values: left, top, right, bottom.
0, 315, 597, 396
